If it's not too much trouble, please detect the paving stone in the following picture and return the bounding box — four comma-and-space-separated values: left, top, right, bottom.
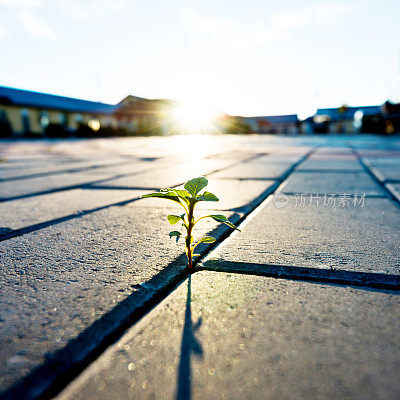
314, 147, 355, 156
386, 183, 400, 203
91, 159, 240, 189
282, 171, 385, 195
0, 188, 143, 231
363, 157, 400, 167
0, 206, 240, 393
134, 178, 277, 212
209, 196, 400, 275
369, 166, 400, 183
297, 159, 363, 171
210, 156, 299, 180
0, 158, 135, 180
0, 172, 120, 200
73, 161, 162, 177
56, 272, 400, 400
2, 135, 400, 398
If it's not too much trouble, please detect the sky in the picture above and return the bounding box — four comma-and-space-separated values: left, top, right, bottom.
0, 0, 399, 117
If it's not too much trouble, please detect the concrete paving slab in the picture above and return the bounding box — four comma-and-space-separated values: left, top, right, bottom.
0, 206, 240, 394
209, 196, 400, 275
0, 188, 143, 232
210, 156, 298, 180
297, 159, 363, 171
133, 178, 278, 212
57, 272, 400, 400
369, 166, 400, 183
282, 171, 385, 196
73, 162, 161, 177
357, 149, 400, 157
0, 172, 120, 200
363, 157, 400, 167
386, 183, 400, 203
90, 159, 240, 190
0, 159, 147, 181
314, 147, 355, 156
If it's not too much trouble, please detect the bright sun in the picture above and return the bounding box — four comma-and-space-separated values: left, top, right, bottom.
172, 100, 218, 133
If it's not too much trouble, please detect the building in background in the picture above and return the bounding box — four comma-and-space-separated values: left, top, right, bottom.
311, 105, 382, 134
1, 85, 398, 137
246, 114, 299, 134
0, 86, 175, 138
222, 114, 299, 134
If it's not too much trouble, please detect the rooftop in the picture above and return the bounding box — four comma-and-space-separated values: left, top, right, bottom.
0, 86, 117, 114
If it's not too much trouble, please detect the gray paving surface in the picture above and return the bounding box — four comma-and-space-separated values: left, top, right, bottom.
282, 171, 386, 196
0, 134, 400, 399
210, 155, 304, 180
57, 272, 400, 400
132, 178, 278, 212
0, 189, 142, 232
386, 183, 400, 202
0, 158, 131, 180
207, 196, 400, 274
0, 205, 241, 392
297, 158, 363, 171
0, 172, 118, 200
369, 166, 400, 183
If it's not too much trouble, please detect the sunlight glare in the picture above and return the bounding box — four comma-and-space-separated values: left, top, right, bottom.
172, 100, 218, 133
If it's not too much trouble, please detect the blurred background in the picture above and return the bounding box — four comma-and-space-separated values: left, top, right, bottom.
0, 0, 399, 137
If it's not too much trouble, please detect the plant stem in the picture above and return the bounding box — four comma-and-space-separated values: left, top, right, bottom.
186, 202, 194, 268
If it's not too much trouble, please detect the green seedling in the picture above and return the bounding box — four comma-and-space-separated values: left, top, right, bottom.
142, 177, 240, 268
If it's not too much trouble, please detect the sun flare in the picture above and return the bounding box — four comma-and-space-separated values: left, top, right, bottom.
172, 100, 218, 133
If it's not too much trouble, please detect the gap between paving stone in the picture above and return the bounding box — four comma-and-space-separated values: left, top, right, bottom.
0, 174, 132, 203
198, 261, 400, 291
0, 194, 143, 242
0, 212, 242, 400
0, 159, 141, 182
386, 183, 400, 203
0, 153, 265, 241
0, 149, 315, 400
352, 147, 400, 208
0, 152, 260, 204
295, 169, 364, 174
281, 192, 387, 198
55, 271, 400, 400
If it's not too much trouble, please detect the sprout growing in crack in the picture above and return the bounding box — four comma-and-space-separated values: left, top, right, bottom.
142, 177, 240, 269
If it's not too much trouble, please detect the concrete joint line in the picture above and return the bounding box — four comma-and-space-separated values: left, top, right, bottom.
351, 147, 400, 208
0, 153, 260, 241
1, 149, 316, 399
197, 261, 400, 292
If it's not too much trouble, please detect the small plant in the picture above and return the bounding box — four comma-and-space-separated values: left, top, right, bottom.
142, 177, 240, 268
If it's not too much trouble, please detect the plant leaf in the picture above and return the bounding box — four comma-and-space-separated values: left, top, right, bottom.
170, 189, 191, 205
208, 214, 241, 231
169, 230, 182, 242
141, 192, 181, 204
184, 177, 208, 197
171, 189, 191, 198
167, 215, 182, 225
198, 236, 216, 244
197, 191, 219, 202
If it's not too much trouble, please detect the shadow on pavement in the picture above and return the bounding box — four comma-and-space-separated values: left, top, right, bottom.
176, 276, 203, 400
